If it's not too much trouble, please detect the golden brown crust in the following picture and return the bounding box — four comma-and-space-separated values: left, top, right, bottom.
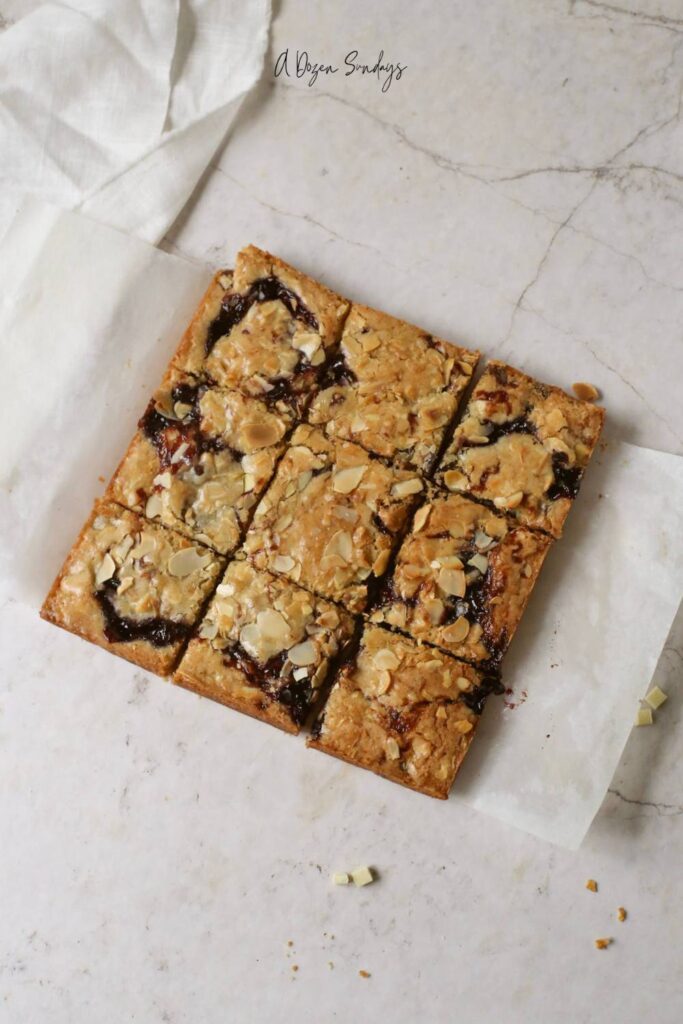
307, 625, 482, 798
370, 490, 552, 662
308, 303, 479, 471
106, 369, 291, 555
436, 361, 605, 537
170, 270, 233, 377
41, 501, 223, 675
174, 562, 355, 733
243, 425, 426, 612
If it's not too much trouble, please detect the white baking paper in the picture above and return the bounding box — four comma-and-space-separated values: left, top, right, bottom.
0, 0, 271, 243
1, 199, 681, 849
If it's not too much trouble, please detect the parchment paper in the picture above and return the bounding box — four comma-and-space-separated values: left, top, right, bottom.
1, 199, 681, 848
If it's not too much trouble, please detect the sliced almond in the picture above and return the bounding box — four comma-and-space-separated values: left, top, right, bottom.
332, 465, 368, 494
373, 647, 399, 671
456, 676, 472, 691
425, 598, 445, 625
153, 471, 172, 489
288, 640, 317, 667
455, 719, 474, 734
412, 504, 432, 533
437, 567, 466, 597
443, 469, 466, 491
198, 620, 219, 640
145, 493, 163, 519
317, 609, 340, 629
361, 333, 381, 353
131, 534, 156, 559
572, 381, 600, 402
273, 555, 296, 573
493, 491, 524, 510
243, 420, 283, 449
274, 513, 293, 533
95, 553, 116, 584
174, 401, 193, 419
116, 576, 134, 595
467, 553, 489, 575
167, 546, 213, 577
256, 609, 290, 641
372, 550, 391, 576
322, 530, 353, 564
474, 529, 494, 551
443, 617, 470, 644
295, 333, 322, 360
170, 442, 189, 465
386, 737, 400, 760
293, 666, 310, 681
391, 477, 423, 499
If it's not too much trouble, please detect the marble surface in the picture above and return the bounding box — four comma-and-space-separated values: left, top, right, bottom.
2, 1, 682, 1021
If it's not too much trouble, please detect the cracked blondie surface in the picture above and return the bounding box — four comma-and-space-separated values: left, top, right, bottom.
243, 425, 425, 613
436, 361, 604, 537
370, 490, 551, 664
41, 502, 223, 674
308, 625, 494, 799
307, 303, 479, 471
175, 562, 355, 734
107, 369, 291, 555
173, 245, 349, 416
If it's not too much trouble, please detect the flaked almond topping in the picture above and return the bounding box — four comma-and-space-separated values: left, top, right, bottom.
361, 333, 381, 353
251, 374, 274, 394
332, 505, 359, 524
372, 550, 391, 576
373, 648, 399, 671
443, 469, 466, 491
243, 420, 282, 449
174, 401, 193, 419
218, 272, 232, 289
295, 333, 322, 360
297, 469, 313, 492
273, 555, 296, 573
131, 535, 156, 559
392, 477, 423, 499
474, 529, 494, 551
493, 491, 524, 510
199, 620, 219, 640
154, 471, 172, 489
438, 567, 466, 598
412, 736, 432, 759
93, 516, 107, 530
256, 609, 290, 641
167, 546, 213, 577
455, 719, 474, 734
333, 465, 368, 494
323, 530, 353, 564
243, 473, 256, 492
293, 666, 310, 681
145, 493, 162, 518
572, 381, 600, 402
241, 452, 262, 475
116, 576, 134, 595
274, 513, 293, 533
443, 617, 470, 644
376, 670, 392, 694
95, 553, 116, 584
288, 641, 317, 667
468, 553, 489, 575
317, 609, 340, 629
456, 676, 471, 692
215, 582, 235, 597
425, 598, 445, 625
386, 737, 400, 760
439, 554, 464, 569
412, 504, 432, 533
545, 436, 572, 459
522, 563, 533, 578
170, 442, 190, 465
458, 359, 475, 375
436, 706, 447, 720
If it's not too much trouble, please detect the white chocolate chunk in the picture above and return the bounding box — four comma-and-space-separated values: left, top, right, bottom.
351, 866, 374, 887
332, 872, 350, 886
288, 641, 317, 667
634, 708, 653, 726
644, 686, 667, 709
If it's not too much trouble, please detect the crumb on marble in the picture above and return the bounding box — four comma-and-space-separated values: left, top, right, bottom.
359, 969, 371, 978
617, 907, 627, 922
594, 938, 612, 950
585, 879, 598, 892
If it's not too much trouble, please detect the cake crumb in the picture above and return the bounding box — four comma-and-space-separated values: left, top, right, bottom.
617, 907, 627, 922
594, 938, 612, 950
328, 961, 334, 969
287, 940, 293, 947
291, 965, 299, 972
585, 879, 598, 892
359, 970, 371, 978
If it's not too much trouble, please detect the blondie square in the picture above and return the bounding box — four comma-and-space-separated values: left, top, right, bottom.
436, 361, 605, 537
371, 491, 551, 665
174, 562, 356, 734
107, 370, 291, 555
308, 625, 495, 799
243, 425, 425, 613
41, 502, 223, 675
172, 245, 349, 416
307, 303, 479, 471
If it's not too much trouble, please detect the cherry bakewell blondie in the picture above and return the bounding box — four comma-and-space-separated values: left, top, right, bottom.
370, 490, 551, 665
106, 369, 291, 555
243, 425, 425, 613
174, 562, 356, 734
172, 245, 349, 417
41, 502, 223, 675
308, 624, 499, 799
307, 303, 479, 472
435, 361, 604, 537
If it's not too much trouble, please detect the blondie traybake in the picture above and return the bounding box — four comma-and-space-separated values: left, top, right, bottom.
41, 245, 605, 799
